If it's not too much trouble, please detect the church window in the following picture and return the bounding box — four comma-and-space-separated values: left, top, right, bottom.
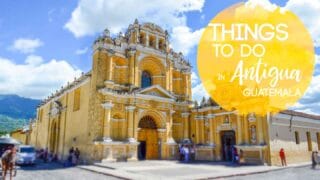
141, 71, 152, 88
306, 132, 312, 151
295, 131, 300, 144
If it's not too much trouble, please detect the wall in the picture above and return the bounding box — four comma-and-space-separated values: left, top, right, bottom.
269, 113, 320, 166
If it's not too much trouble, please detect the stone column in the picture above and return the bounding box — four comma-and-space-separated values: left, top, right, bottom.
126, 106, 136, 142
209, 114, 215, 145
145, 33, 149, 47
106, 50, 114, 82
201, 118, 205, 144
128, 50, 136, 86
105, 50, 115, 89
155, 36, 159, 49
181, 112, 190, 140
214, 116, 222, 160
169, 62, 173, 91
257, 116, 264, 144
243, 115, 250, 144
167, 110, 177, 159
236, 114, 243, 144
182, 72, 188, 99
167, 110, 175, 143
195, 118, 200, 143
101, 102, 113, 142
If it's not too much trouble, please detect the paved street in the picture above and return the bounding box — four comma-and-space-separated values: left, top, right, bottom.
1, 162, 119, 180
226, 166, 320, 180
1, 160, 317, 180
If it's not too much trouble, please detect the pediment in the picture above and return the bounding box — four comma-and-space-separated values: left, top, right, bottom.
138, 85, 175, 99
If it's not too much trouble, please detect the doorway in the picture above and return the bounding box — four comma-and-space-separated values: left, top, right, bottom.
138, 141, 146, 160
221, 130, 236, 161
137, 116, 159, 160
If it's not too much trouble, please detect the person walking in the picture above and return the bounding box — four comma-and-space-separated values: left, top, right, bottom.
279, 148, 287, 166
190, 145, 195, 161
183, 145, 189, 162
1, 146, 16, 180
75, 148, 80, 164
312, 151, 317, 169
178, 144, 183, 161
43, 147, 48, 163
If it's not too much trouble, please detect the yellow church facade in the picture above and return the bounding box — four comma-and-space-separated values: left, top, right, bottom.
29, 20, 320, 166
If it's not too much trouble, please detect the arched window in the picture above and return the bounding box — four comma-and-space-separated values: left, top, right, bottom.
141, 71, 152, 88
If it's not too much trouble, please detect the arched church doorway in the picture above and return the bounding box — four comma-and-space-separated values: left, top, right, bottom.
49, 121, 59, 153
137, 115, 159, 160
221, 130, 236, 161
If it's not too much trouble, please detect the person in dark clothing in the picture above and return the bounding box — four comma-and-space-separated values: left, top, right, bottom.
75, 148, 80, 164
312, 151, 318, 169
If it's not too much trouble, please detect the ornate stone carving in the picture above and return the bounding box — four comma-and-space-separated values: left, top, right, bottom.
248, 113, 257, 122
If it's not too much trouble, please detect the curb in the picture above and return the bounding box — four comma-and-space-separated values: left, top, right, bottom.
206, 163, 310, 179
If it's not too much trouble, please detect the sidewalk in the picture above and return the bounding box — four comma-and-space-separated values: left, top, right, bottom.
78, 160, 310, 180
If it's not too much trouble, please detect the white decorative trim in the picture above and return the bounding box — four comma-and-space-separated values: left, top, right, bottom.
138, 85, 175, 99
101, 102, 113, 109
191, 106, 220, 112
114, 65, 128, 68
157, 128, 166, 132
104, 80, 114, 85
103, 137, 113, 143
125, 106, 136, 111
99, 88, 175, 103
181, 112, 190, 118
195, 116, 205, 120
214, 111, 237, 116
111, 118, 125, 122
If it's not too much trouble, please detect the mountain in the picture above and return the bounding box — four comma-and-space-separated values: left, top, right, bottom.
0, 94, 40, 133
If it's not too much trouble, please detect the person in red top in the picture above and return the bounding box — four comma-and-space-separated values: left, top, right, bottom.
279, 148, 287, 166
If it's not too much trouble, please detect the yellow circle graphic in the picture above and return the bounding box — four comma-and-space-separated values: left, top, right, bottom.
197, 3, 315, 115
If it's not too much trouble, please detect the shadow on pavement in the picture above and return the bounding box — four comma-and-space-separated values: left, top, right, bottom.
17, 160, 77, 171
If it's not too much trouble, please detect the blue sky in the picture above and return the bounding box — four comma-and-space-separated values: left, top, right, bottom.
0, 0, 319, 114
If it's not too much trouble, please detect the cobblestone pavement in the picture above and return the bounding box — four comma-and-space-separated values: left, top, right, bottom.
226, 166, 319, 180
1, 162, 120, 180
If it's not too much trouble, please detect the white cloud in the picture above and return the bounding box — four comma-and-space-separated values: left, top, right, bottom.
75, 47, 89, 55
245, 0, 278, 11
191, 71, 209, 102
0, 56, 82, 99
192, 82, 209, 102
171, 26, 204, 55
9, 38, 43, 54
290, 74, 320, 115
284, 0, 320, 47
191, 71, 199, 85
65, 0, 204, 37
25, 55, 43, 66
64, 0, 204, 55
